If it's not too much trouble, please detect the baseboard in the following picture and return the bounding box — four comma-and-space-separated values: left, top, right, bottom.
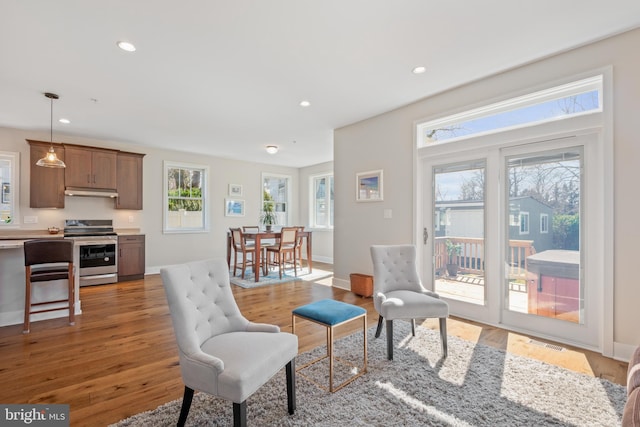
614, 341, 637, 362
332, 276, 350, 290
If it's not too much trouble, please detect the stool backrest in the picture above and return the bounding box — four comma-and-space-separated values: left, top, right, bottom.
24, 239, 74, 266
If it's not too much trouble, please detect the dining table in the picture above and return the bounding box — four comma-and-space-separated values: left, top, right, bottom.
226, 229, 313, 282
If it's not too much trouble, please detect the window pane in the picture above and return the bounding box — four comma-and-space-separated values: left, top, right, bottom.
506, 149, 582, 323
263, 174, 290, 226
418, 75, 602, 146
165, 163, 207, 232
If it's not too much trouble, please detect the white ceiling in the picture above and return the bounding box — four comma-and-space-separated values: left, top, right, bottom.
1, 1, 639, 167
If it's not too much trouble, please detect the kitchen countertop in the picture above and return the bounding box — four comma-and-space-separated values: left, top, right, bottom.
0, 228, 142, 240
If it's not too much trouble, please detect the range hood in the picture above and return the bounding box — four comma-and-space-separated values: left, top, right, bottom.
64, 187, 119, 198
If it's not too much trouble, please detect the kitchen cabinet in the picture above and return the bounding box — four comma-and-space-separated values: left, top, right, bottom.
65, 146, 117, 190
118, 234, 145, 281
115, 152, 145, 210
28, 140, 65, 208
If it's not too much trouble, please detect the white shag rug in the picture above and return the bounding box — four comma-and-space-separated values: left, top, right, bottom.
112, 321, 625, 426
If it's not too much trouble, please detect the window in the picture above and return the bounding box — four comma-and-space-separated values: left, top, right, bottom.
0, 151, 19, 226
163, 161, 208, 233
540, 213, 549, 233
262, 173, 291, 226
519, 212, 530, 235
310, 173, 334, 228
417, 75, 602, 147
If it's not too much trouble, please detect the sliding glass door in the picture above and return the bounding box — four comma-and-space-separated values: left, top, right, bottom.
420, 134, 601, 347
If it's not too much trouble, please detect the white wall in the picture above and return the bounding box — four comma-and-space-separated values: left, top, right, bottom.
0, 127, 307, 272
334, 28, 640, 353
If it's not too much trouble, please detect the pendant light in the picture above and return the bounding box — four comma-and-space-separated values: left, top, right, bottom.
36, 92, 66, 168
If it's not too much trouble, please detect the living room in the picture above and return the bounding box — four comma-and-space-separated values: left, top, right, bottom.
1, 2, 640, 426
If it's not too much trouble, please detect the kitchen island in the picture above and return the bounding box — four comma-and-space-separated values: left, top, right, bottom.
0, 228, 141, 328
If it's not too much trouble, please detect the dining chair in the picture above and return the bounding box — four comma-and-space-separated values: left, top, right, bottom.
230, 228, 260, 279
242, 226, 259, 246
289, 226, 305, 270
23, 239, 75, 334
161, 258, 297, 427
266, 227, 298, 279
370, 244, 449, 360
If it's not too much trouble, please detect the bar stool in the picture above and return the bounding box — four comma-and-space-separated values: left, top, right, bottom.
23, 239, 75, 334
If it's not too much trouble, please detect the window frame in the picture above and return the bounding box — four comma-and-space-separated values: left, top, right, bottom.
0, 151, 19, 227
262, 172, 292, 226
519, 212, 530, 235
417, 75, 603, 147
163, 160, 209, 234
540, 213, 549, 234
309, 172, 334, 229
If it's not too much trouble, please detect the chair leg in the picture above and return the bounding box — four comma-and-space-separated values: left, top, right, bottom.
23, 271, 32, 334
286, 359, 296, 415
233, 401, 247, 427
177, 386, 194, 427
386, 319, 393, 360
411, 319, 416, 336
374, 315, 384, 338
68, 264, 75, 325
439, 317, 448, 358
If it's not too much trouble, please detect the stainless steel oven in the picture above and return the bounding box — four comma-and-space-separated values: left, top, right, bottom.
64, 219, 118, 287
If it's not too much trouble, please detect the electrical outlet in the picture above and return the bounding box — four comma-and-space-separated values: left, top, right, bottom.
383, 209, 393, 219
24, 216, 38, 224
128, 216, 135, 223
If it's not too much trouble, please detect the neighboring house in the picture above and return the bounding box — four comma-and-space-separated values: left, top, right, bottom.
435, 196, 553, 253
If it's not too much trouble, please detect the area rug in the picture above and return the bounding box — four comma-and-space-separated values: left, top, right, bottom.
111, 321, 625, 426
230, 267, 333, 288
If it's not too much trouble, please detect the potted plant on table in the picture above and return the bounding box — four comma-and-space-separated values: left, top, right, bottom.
259, 201, 277, 231
445, 239, 462, 277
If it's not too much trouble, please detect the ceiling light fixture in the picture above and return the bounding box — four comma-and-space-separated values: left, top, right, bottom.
299, 100, 311, 107
37, 93, 66, 168
412, 66, 426, 74
117, 41, 136, 52
266, 145, 279, 154
59, 118, 70, 124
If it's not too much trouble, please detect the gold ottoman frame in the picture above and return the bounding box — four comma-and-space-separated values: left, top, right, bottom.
292, 300, 367, 392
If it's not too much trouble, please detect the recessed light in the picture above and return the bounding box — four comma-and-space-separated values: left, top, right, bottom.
412, 66, 426, 74
117, 41, 136, 52
58, 118, 70, 124
265, 145, 279, 154
299, 100, 311, 107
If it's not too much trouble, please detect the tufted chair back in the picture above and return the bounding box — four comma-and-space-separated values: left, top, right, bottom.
161, 258, 249, 364
370, 244, 426, 312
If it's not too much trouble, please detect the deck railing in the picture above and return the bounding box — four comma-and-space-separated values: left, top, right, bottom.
434, 237, 535, 279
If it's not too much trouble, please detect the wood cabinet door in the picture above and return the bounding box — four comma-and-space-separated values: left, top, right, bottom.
29, 142, 65, 208
64, 146, 93, 187
118, 235, 145, 281
115, 153, 143, 209
91, 150, 117, 189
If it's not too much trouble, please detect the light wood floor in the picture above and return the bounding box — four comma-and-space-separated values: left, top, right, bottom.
0, 262, 628, 427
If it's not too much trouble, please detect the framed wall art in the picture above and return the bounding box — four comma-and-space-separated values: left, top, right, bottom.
356, 169, 383, 202
225, 198, 245, 216
228, 184, 243, 197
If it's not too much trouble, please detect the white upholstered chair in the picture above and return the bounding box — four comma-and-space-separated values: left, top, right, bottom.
370, 244, 449, 360
161, 258, 298, 427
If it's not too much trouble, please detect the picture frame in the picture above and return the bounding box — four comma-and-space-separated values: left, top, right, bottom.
228, 184, 243, 197
225, 198, 245, 216
356, 170, 383, 202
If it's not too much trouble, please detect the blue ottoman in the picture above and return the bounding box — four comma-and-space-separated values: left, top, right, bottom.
292, 299, 367, 392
